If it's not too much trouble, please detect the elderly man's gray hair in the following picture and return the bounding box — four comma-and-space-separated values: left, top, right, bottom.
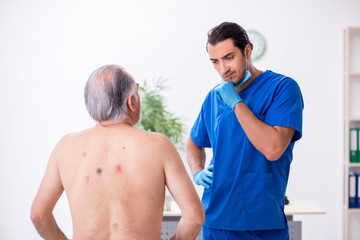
84, 65, 138, 123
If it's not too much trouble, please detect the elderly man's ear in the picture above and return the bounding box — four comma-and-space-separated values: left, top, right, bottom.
127, 95, 137, 112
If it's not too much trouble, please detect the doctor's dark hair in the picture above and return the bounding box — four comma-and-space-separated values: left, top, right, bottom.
84, 65, 138, 123
207, 22, 253, 55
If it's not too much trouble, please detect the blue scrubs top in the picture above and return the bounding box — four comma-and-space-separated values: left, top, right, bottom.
190, 70, 303, 231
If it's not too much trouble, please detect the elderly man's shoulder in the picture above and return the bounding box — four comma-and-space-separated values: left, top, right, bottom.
137, 128, 172, 145
58, 128, 93, 141
54, 126, 175, 152
51, 127, 99, 151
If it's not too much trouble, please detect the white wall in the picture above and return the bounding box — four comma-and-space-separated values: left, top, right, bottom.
1, 0, 359, 239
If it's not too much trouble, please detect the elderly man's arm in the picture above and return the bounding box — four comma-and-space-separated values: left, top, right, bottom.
31, 140, 68, 240
163, 137, 205, 240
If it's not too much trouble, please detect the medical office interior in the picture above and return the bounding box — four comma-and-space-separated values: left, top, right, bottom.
1, 0, 360, 239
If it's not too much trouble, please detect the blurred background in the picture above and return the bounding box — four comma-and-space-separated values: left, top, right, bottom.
1, 0, 360, 239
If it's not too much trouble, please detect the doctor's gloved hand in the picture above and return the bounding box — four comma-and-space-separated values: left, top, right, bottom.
214, 81, 243, 109
193, 165, 214, 189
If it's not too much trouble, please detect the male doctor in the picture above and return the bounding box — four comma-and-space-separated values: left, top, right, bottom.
186, 22, 304, 239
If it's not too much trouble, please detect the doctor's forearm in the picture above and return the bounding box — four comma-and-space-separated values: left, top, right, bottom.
233, 102, 292, 161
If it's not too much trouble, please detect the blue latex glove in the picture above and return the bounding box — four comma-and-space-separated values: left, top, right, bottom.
193, 165, 214, 189
214, 81, 243, 109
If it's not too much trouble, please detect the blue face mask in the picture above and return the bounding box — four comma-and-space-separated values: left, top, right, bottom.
234, 70, 252, 88
221, 70, 252, 87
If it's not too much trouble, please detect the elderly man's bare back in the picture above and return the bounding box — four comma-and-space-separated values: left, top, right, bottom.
33, 123, 204, 240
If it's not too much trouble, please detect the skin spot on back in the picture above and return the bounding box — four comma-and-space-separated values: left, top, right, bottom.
112, 223, 119, 230
96, 168, 103, 175
122, 146, 126, 150
115, 165, 122, 173
82, 152, 87, 157
85, 176, 90, 183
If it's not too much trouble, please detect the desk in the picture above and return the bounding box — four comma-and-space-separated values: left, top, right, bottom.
284, 201, 325, 239
162, 201, 325, 240
285, 201, 326, 220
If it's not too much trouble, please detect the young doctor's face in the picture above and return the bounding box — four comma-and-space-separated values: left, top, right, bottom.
207, 38, 246, 85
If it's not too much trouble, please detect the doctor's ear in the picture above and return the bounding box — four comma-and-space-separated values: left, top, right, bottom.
245, 44, 252, 59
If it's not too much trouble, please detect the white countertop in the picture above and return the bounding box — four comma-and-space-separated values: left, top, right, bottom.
284, 201, 325, 215
163, 200, 325, 217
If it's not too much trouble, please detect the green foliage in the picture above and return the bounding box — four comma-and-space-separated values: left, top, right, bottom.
136, 78, 186, 151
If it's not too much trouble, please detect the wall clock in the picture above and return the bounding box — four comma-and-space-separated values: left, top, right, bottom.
247, 30, 266, 61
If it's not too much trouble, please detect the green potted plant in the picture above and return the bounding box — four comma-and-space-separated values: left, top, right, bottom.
136, 78, 186, 151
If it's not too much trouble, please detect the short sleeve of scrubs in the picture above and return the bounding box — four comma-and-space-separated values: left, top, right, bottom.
190, 103, 211, 148
265, 78, 303, 142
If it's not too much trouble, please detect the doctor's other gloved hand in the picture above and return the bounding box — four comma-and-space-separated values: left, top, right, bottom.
214, 81, 243, 109
193, 165, 214, 189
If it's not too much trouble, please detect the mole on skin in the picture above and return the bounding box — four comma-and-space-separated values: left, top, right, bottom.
96, 168, 103, 174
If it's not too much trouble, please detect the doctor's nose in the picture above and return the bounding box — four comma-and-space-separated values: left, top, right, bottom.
218, 62, 229, 76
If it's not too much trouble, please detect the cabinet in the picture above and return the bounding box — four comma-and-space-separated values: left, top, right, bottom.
343, 27, 360, 240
